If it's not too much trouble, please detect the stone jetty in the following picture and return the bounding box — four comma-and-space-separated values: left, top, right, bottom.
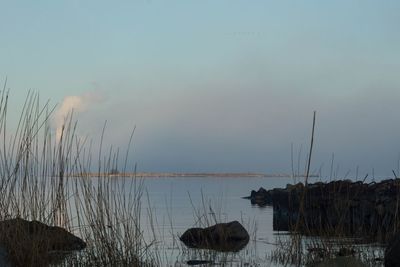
246, 179, 400, 239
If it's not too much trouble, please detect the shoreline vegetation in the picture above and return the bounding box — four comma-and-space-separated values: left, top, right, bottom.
0, 89, 325, 266
73, 172, 319, 178
0, 90, 376, 266
0, 90, 157, 266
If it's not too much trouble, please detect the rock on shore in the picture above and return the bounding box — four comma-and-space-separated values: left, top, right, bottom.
0, 218, 86, 266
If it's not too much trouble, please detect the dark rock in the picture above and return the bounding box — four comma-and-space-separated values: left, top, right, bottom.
313, 256, 367, 267
0, 246, 11, 267
0, 218, 86, 266
385, 232, 400, 267
336, 247, 355, 257
187, 259, 213, 265
180, 221, 249, 252
243, 187, 272, 206
249, 178, 400, 239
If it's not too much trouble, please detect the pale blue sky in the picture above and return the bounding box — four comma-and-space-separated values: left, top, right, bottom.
1, 1, 400, 176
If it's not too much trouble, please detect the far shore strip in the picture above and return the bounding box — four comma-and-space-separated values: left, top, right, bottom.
71, 172, 319, 178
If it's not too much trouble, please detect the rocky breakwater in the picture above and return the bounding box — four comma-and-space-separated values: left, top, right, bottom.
247, 179, 400, 239
0, 218, 86, 266
243, 187, 273, 206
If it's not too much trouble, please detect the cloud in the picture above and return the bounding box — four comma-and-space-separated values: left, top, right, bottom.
53, 90, 104, 142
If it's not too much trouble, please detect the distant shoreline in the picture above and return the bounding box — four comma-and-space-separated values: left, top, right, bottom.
72, 172, 319, 178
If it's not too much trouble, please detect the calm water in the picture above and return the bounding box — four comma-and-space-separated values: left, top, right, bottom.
135, 175, 318, 266
65, 175, 383, 266
137, 176, 386, 266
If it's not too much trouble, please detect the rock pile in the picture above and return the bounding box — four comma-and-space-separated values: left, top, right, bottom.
247, 179, 400, 238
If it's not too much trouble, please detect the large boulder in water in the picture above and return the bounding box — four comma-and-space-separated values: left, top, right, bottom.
180, 221, 249, 252
0, 218, 86, 266
243, 187, 272, 206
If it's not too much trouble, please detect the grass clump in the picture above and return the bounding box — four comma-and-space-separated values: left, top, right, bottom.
0, 89, 157, 266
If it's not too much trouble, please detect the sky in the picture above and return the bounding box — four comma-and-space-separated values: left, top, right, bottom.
1, 1, 400, 177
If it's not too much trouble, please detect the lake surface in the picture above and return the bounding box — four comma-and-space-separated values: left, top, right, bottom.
65, 174, 385, 266
135, 175, 319, 266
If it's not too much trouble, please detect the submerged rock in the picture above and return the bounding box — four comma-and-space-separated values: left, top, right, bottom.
180, 221, 249, 252
186, 259, 213, 265
336, 247, 355, 257
385, 232, 400, 267
243, 187, 272, 206
0, 218, 86, 266
312, 256, 367, 267
0, 246, 11, 267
